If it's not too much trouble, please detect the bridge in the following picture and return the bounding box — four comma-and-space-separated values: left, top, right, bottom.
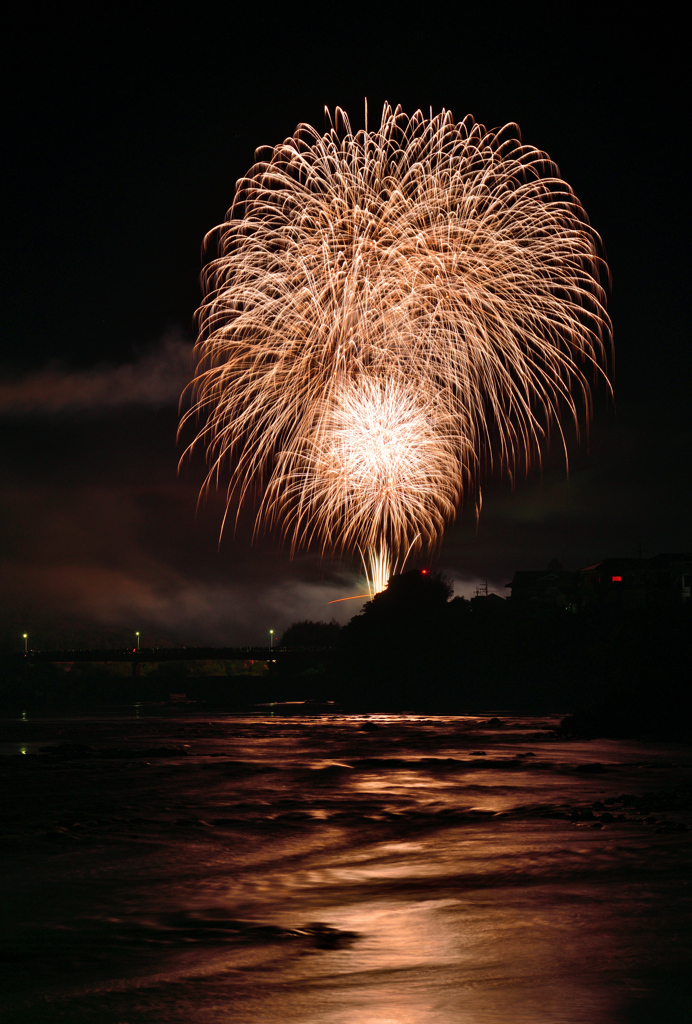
28, 646, 276, 663
25, 646, 333, 676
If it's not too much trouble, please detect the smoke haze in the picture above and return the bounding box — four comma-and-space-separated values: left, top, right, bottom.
0, 334, 192, 416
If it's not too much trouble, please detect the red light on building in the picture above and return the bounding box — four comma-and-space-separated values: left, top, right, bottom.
612, 575, 622, 582
421, 569, 428, 574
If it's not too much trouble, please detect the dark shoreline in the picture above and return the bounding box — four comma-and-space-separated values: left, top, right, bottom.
2, 602, 690, 741
1, 686, 690, 744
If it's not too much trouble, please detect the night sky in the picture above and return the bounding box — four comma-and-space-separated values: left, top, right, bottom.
2, 10, 688, 649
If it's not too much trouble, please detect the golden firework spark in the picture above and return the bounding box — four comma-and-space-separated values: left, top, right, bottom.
181, 103, 611, 593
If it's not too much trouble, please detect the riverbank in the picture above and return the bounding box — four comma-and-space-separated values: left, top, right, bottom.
2, 667, 691, 742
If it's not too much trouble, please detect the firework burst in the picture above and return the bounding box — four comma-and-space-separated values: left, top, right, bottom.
181, 103, 611, 592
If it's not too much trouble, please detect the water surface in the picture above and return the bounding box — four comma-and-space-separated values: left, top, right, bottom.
1, 711, 690, 1022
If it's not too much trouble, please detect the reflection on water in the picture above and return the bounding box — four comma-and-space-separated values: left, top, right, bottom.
0, 712, 691, 1022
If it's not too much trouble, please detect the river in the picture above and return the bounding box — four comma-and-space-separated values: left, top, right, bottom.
1, 710, 691, 1022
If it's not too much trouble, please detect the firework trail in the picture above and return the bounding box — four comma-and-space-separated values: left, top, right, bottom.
181, 103, 611, 594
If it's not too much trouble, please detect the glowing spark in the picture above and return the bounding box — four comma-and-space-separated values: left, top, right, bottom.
181, 103, 611, 595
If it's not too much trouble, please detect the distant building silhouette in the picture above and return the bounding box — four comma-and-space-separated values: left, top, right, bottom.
505, 564, 576, 611
507, 554, 692, 612
469, 592, 507, 614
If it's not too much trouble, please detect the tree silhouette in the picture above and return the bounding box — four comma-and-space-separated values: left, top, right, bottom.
368, 569, 453, 613
335, 570, 457, 705
279, 619, 341, 649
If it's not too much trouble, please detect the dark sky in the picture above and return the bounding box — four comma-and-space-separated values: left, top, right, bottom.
1, 10, 688, 648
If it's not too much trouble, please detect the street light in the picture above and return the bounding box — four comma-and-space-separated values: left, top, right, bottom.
269, 629, 274, 652
23, 633, 28, 654
135, 631, 140, 651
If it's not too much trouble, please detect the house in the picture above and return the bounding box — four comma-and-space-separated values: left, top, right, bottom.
577, 554, 692, 610
505, 561, 577, 611
507, 554, 692, 613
